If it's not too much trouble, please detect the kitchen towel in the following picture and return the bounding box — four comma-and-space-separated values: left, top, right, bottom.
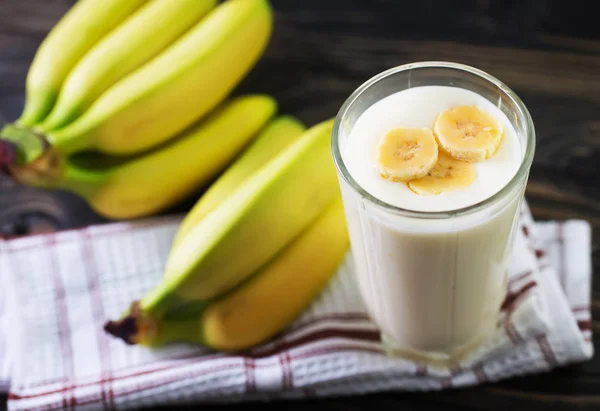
0, 200, 593, 410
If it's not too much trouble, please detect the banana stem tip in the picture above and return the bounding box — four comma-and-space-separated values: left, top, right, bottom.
103, 301, 142, 345
0, 139, 17, 175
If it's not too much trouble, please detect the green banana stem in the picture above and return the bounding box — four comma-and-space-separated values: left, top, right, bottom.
0, 122, 106, 201
0, 123, 48, 165
104, 301, 206, 347
0, 123, 62, 187
0, 121, 92, 166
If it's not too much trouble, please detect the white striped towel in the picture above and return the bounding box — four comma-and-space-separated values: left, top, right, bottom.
0, 200, 593, 410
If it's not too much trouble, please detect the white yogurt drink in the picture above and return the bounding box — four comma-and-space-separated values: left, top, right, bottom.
331, 62, 535, 367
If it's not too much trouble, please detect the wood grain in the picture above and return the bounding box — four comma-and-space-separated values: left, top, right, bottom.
0, 0, 598, 410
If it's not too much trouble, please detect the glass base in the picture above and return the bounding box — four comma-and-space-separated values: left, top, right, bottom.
380, 323, 499, 370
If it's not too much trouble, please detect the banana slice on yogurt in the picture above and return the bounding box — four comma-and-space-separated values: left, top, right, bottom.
433, 105, 503, 162
407, 151, 476, 195
375, 127, 438, 182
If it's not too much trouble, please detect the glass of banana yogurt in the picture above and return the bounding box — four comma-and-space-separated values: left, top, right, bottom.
331, 61, 535, 367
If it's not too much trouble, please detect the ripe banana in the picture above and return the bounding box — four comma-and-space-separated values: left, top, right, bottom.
39, 0, 217, 132
16, 0, 148, 127
40, 0, 273, 157
433, 105, 504, 162
407, 151, 477, 195
104, 195, 348, 351
376, 127, 438, 182
200, 196, 348, 351
7, 95, 276, 220
125, 118, 339, 323
171, 115, 306, 248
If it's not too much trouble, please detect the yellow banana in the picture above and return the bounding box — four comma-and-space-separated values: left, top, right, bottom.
39, 0, 217, 132
104, 196, 349, 351
171, 115, 306, 248
42, 0, 273, 157
200, 196, 348, 351
17, 0, 148, 127
158, 118, 338, 303
106, 117, 339, 328
7, 95, 276, 220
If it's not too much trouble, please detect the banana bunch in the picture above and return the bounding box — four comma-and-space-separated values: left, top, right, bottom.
104, 118, 350, 352
0, 0, 275, 219
2, 0, 351, 352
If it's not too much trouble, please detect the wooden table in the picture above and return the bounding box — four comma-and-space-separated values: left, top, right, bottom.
1, 1, 598, 409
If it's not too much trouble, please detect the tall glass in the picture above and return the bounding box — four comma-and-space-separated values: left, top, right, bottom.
331, 62, 535, 367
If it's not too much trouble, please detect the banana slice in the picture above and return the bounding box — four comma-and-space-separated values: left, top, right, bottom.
375, 127, 438, 182
433, 105, 503, 162
408, 151, 476, 195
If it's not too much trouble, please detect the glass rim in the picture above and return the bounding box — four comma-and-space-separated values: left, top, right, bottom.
331, 61, 536, 219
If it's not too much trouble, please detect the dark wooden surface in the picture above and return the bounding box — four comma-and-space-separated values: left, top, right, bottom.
0, 0, 599, 410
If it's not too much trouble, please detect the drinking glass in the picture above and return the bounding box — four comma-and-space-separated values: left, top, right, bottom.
331, 61, 536, 367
